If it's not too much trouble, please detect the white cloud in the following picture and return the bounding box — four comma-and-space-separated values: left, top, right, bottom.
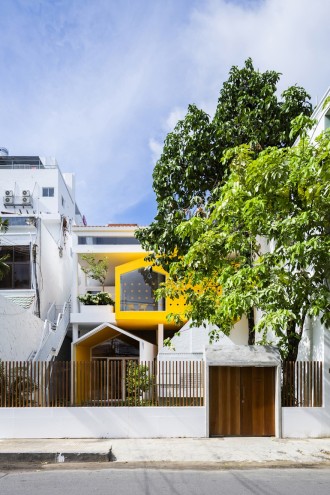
148, 106, 187, 166
149, 138, 163, 165
183, 0, 330, 102
1, 0, 330, 225
165, 107, 187, 131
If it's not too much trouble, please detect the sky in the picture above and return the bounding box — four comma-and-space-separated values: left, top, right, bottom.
0, 0, 329, 226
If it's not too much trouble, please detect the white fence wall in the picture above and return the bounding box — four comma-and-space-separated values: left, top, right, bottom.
282, 408, 330, 438
1, 406, 330, 439
0, 407, 206, 439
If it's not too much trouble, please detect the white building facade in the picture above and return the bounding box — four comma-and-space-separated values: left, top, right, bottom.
0, 148, 83, 360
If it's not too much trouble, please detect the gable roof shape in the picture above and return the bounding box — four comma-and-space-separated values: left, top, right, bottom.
73, 322, 149, 348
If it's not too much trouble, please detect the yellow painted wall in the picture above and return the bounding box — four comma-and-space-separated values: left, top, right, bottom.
75, 345, 90, 362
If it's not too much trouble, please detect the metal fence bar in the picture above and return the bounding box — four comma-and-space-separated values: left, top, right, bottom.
282, 361, 323, 407
0, 360, 206, 408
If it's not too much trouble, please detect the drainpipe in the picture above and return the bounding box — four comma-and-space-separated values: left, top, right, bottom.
32, 243, 40, 318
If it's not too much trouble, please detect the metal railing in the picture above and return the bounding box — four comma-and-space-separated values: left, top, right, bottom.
33, 300, 71, 361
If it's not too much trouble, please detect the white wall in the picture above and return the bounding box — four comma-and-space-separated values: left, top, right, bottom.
282, 408, 330, 438
140, 341, 157, 361
39, 219, 73, 319
0, 407, 206, 439
0, 296, 45, 360
282, 325, 330, 438
159, 320, 248, 359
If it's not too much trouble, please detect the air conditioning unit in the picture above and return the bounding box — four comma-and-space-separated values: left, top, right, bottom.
21, 189, 32, 206
5, 190, 13, 197
4, 196, 14, 205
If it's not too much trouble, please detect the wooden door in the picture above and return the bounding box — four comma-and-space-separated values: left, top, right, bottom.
209, 366, 275, 436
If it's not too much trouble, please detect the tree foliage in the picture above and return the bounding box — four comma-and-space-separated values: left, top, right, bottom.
80, 254, 108, 291
137, 58, 312, 270
159, 117, 330, 361
125, 361, 153, 406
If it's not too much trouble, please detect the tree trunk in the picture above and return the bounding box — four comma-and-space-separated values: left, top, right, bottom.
286, 321, 300, 363
282, 320, 302, 407
247, 307, 255, 345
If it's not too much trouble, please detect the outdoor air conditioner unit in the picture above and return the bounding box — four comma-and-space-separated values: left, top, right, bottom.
22, 189, 32, 206
5, 190, 13, 197
4, 195, 14, 205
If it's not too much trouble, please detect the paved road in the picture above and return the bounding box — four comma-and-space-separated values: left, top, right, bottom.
0, 468, 329, 495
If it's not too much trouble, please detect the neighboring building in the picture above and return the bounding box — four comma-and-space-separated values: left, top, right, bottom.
0, 147, 83, 360
308, 86, 330, 140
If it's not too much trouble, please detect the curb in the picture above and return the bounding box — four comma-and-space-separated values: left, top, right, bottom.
1, 459, 330, 472
0, 449, 116, 464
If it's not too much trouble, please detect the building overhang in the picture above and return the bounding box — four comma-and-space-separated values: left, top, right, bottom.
205, 345, 281, 367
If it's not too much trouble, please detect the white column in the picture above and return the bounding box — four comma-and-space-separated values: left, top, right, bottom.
72, 324, 79, 342
323, 324, 330, 412
157, 323, 164, 350
71, 252, 79, 313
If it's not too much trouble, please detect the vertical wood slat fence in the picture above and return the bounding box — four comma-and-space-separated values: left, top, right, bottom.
0, 360, 204, 407
282, 361, 323, 407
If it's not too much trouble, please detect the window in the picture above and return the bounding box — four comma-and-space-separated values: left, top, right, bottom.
5, 217, 36, 227
42, 187, 54, 197
120, 268, 165, 311
61, 196, 65, 207
0, 245, 31, 289
78, 236, 140, 245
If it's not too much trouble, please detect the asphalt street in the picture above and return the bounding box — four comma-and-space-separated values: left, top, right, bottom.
1, 468, 330, 495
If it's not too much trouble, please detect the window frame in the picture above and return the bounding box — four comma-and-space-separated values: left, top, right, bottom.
42, 187, 55, 197
0, 245, 31, 289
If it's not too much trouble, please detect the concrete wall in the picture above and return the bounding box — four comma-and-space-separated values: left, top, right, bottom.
0, 407, 206, 439
282, 408, 330, 438
0, 296, 45, 360
39, 219, 73, 319
282, 325, 330, 438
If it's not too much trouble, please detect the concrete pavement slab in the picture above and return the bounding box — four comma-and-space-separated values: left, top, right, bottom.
0, 437, 330, 466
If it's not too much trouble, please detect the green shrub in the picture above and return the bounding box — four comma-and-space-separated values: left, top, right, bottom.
78, 292, 114, 306
125, 361, 154, 406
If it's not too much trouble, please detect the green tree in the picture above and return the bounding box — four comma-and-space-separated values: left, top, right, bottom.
125, 361, 154, 406
80, 254, 108, 291
160, 117, 330, 362
136, 58, 312, 271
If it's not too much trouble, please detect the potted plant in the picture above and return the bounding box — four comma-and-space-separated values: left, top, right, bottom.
78, 255, 115, 318
78, 292, 115, 319
78, 292, 114, 307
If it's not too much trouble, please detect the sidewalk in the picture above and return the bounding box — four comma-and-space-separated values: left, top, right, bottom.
0, 437, 330, 468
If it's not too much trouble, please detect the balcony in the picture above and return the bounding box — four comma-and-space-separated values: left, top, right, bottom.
70, 304, 116, 324
71, 285, 116, 324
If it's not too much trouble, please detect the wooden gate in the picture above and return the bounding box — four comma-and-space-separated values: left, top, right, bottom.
209, 366, 275, 436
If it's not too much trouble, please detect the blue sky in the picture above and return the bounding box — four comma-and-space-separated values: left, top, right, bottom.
0, 0, 329, 226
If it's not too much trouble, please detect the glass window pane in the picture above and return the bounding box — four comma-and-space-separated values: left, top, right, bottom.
13, 264, 31, 288
42, 187, 54, 197
120, 268, 165, 311
0, 246, 13, 261
0, 266, 12, 288
14, 246, 30, 262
